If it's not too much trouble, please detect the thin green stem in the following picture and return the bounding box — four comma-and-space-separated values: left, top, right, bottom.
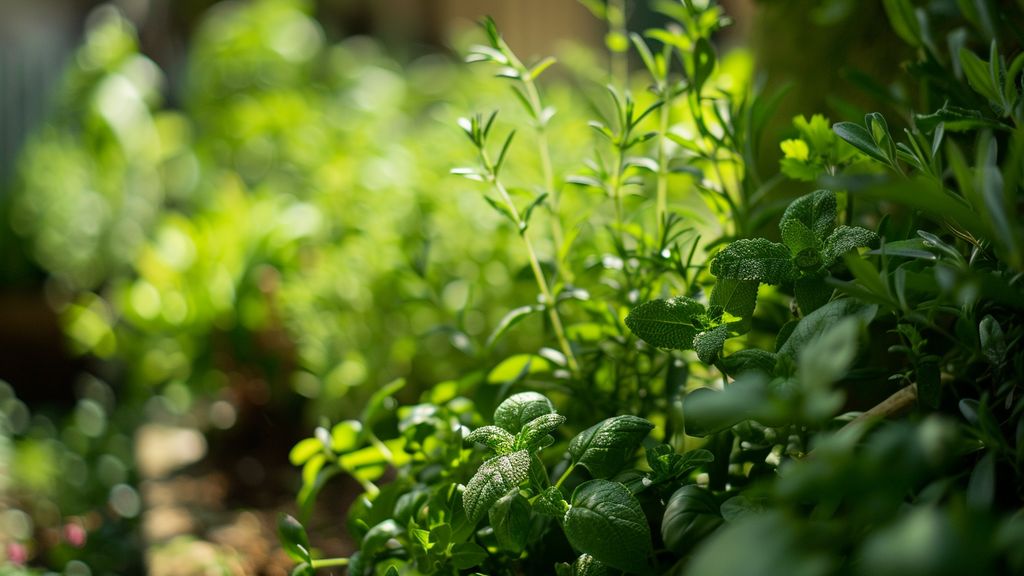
655, 89, 672, 241
482, 150, 579, 374
554, 462, 577, 489
311, 557, 350, 569
610, 145, 626, 246
609, 0, 629, 86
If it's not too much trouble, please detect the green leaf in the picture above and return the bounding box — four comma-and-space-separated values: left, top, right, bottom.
781, 189, 838, 241
361, 378, 406, 430
493, 392, 556, 433
797, 317, 861, 420
794, 275, 832, 315
465, 425, 516, 455
833, 122, 889, 164
489, 489, 531, 552
330, 420, 362, 453
517, 413, 566, 451
464, 450, 532, 522
711, 238, 795, 284
709, 279, 759, 331
780, 219, 818, 256
572, 554, 611, 576
362, 519, 402, 558
661, 485, 724, 555
779, 299, 875, 360
960, 47, 1004, 109
694, 324, 730, 364
289, 438, 324, 466
720, 349, 777, 377
822, 225, 877, 265
967, 451, 996, 510
682, 377, 771, 437
569, 415, 655, 478
450, 542, 488, 570
979, 315, 1007, 365
535, 486, 569, 518
278, 514, 312, 563
563, 480, 652, 573
882, 0, 922, 46
624, 296, 705, 350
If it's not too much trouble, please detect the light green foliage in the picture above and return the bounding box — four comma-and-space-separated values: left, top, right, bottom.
494, 392, 556, 433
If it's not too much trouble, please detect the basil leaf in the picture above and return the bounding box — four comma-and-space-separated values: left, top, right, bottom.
564, 480, 651, 573
465, 425, 516, 455
569, 415, 655, 478
489, 489, 531, 552
493, 392, 555, 433
625, 296, 705, 350
711, 238, 795, 285
661, 484, 724, 554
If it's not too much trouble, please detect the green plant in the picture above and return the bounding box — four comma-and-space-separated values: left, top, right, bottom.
284, 1, 1024, 575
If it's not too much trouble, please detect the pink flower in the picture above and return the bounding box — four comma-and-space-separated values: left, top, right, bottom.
64, 522, 88, 548
6, 541, 28, 565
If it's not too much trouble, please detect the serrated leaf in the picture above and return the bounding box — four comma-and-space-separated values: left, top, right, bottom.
493, 392, 555, 433
465, 425, 516, 455
661, 485, 723, 555
781, 189, 838, 241
625, 296, 705, 350
489, 490, 531, 552
564, 480, 652, 573
464, 450, 532, 522
781, 218, 818, 255
822, 225, 877, 265
694, 324, 730, 364
517, 413, 566, 451
569, 415, 655, 478
711, 238, 795, 284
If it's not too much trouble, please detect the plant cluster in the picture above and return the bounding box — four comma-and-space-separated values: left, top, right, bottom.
282, 1, 1024, 575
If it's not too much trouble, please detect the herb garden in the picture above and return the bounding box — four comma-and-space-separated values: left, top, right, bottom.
1, 0, 1023, 575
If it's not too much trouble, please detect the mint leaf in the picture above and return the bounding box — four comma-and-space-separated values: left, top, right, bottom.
711, 238, 795, 284
780, 189, 837, 241
517, 413, 566, 451
464, 450, 532, 522
694, 324, 730, 364
569, 415, 655, 478
822, 225, 877, 266
661, 485, 724, 555
489, 489, 531, 552
493, 392, 555, 433
624, 296, 705, 350
564, 480, 652, 573
780, 218, 818, 255
465, 425, 516, 455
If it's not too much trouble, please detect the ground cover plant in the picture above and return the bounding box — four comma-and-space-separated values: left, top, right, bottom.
281, 1, 1024, 575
